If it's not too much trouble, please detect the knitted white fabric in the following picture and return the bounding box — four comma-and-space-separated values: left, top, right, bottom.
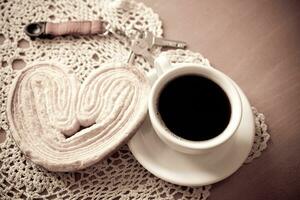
0, 0, 270, 199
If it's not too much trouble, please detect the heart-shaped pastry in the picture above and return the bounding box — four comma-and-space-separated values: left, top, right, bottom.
7, 63, 150, 172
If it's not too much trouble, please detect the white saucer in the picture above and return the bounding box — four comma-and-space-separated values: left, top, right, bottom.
128, 82, 255, 186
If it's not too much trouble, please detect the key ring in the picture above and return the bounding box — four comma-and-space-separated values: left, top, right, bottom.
24, 22, 47, 38
24, 20, 187, 68
24, 19, 145, 42
24, 20, 112, 39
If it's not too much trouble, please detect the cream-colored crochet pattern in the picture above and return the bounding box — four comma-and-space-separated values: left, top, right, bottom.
0, 0, 270, 199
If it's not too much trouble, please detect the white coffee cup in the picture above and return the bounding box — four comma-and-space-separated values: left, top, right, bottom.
148, 55, 242, 154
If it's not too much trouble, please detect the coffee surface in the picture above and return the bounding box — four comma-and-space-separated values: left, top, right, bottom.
158, 75, 231, 141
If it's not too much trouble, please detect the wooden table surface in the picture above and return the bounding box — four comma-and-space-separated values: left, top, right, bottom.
141, 0, 300, 199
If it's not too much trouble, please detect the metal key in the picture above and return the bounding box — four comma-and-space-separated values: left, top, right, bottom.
127, 50, 135, 65
127, 31, 144, 65
128, 30, 187, 66
130, 37, 155, 66
142, 30, 187, 49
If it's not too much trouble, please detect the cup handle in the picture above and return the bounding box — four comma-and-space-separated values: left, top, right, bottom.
147, 55, 173, 85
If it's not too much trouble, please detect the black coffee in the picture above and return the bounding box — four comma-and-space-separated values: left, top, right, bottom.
158, 75, 231, 141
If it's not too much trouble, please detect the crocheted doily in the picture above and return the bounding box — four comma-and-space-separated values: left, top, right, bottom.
0, 0, 270, 199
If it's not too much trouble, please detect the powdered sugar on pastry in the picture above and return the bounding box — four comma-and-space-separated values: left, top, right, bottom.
7, 63, 150, 172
